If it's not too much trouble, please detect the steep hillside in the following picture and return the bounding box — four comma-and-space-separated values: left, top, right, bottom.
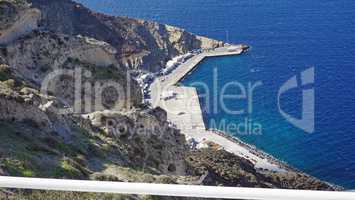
186, 149, 336, 190
0, 0, 40, 45
0, 1, 339, 199
28, 0, 224, 72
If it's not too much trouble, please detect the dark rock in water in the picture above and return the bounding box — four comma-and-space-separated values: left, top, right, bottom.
241, 44, 250, 51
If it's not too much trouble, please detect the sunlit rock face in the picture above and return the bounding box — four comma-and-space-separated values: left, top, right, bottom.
0, 1, 41, 45
28, 0, 224, 72
0, 1, 339, 195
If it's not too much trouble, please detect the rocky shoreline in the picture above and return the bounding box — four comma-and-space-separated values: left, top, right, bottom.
0, 1, 341, 199
208, 128, 342, 190
209, 128, 294, 171
150, 43, 341, 190
149, 46, 293, 172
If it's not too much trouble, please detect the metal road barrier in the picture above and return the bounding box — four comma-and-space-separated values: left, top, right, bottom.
0, 176, 355, 200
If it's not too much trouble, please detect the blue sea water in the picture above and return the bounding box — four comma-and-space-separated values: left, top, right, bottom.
75, 0, 355, 188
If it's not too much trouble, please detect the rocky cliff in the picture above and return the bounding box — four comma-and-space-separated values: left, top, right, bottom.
28, 0, 224, 72
0, 0, 40, 45
186, 149, 335, 190
0, 1, 339, 200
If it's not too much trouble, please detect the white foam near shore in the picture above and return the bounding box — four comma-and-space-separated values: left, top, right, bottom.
148, 45, 287, 172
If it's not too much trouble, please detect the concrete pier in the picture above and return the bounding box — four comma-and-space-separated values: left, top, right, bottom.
149, 45, 286, 172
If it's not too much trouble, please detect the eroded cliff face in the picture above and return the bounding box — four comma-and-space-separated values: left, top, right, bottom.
28, 0, 224, 72
0, 0, 188, 183
0, 83, 188, 180
0, 1, 339, 199
0, 0, 41, 45
83, 109, 188, 176
0, 52, 188, 183
2, 33, 142, 110
0, 4, 142, 110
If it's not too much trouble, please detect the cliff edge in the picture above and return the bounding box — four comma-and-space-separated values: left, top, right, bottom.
28, 0, 224, 72
0, 0, 339, 199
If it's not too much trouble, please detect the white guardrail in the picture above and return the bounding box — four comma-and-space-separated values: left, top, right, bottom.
0, 176, 354, 200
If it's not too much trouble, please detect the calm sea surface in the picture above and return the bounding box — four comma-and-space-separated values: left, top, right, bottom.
75, 0, 355, 188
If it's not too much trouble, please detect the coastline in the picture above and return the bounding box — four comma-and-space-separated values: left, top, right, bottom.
209, 129, 343, 190
148, 45, 287, 172
209, 128, 295, 171
147, 44, 340, 189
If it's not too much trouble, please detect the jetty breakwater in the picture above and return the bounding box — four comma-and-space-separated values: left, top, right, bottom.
148, 45, 287, 172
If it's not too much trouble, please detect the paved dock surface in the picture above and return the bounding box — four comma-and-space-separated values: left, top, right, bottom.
149, 45, 285, 172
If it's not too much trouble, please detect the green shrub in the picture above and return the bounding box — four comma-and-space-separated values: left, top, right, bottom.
156, 175, 176, 184
2, 158, 35, 177
53, 159, 82, 178
0, 64, 10, 81
3, 190, 138, 200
